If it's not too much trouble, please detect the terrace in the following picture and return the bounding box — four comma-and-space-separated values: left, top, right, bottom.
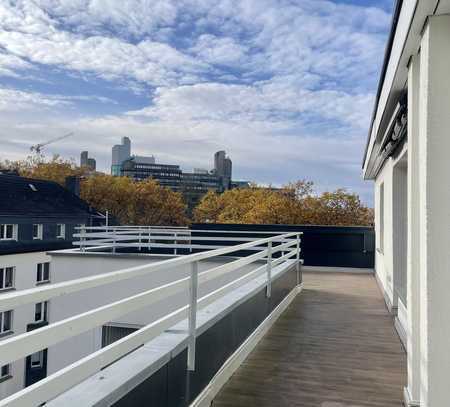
0, 225, 405, 406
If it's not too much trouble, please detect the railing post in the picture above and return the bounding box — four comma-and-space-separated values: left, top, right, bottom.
187, 261, 198, 371
174, 232, 177, 255
296, 233, 301, 285
138, 227, 142, 251
80, 225, 86, 252
266, 240, 272, 298
112, 227, 116, 254
148, 228, 151, 252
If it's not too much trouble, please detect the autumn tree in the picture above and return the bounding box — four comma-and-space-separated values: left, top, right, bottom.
81, 176, 189, 226
0, 155, 89, 185
194, 182, 373, 226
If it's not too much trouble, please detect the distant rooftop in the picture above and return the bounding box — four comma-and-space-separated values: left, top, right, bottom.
0, 174, 93, 218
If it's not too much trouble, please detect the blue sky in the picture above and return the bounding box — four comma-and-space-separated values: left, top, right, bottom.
0, 0, 393, 204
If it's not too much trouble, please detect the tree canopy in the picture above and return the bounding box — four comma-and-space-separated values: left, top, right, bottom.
1, 157, 373, 227
193, 181, 373, 226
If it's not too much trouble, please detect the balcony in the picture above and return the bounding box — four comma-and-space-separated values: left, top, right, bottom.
0, 226, 405, 406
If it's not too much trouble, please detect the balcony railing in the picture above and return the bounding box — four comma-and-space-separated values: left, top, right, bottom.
73, 225, 302, 255
0, 228, 301, 407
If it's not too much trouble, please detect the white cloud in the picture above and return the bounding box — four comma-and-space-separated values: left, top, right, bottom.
0, 88, 69, 111
0, 87, 117, 112
128, 81, 373, 132
0, 49, 33, 77
190, 34, 248, 66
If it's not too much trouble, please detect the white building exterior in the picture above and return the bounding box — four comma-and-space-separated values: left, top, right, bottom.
0, 251, 51, 399
0, 174, 101, 400
363, 1, 450, 406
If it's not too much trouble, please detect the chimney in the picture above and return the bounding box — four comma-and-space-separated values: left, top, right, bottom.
65, 176, 80, 196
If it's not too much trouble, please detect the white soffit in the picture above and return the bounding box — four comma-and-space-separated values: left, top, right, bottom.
363, 0, 441, 179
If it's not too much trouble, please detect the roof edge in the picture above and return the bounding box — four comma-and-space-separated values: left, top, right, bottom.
362, 0, 404, 169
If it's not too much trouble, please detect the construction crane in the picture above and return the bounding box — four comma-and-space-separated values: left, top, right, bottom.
30, 132, 75, 154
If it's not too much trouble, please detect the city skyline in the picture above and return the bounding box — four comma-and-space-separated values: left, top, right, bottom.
0, 0, 393, 204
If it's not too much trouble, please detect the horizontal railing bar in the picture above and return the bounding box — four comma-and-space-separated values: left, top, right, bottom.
72, 242, 269, 251
75, 225, 189, 230
272, 239, 298, 253
75, 226, 303, 236
184, 229, 303, 235
198, 249, 269, 281
271, 249, 297, 268
0, 232, 299, 312
73, 234, 265, 242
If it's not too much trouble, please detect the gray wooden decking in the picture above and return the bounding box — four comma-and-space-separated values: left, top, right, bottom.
213, 271, 407, 407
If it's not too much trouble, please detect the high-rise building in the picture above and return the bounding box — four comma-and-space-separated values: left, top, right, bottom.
80, 151, 88, 167
111, 137, 131, 175
214, 150, 232, 190
80, 151, 96, 171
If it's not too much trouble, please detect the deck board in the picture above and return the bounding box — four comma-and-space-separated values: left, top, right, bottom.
213, 272, 407, 407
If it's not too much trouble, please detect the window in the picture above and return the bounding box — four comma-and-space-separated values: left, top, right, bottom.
0, 267, 14, 291
0, 310, 12, 334
56, 224, 65, 239
379, 183, 385, 252
0, 364, 11, 380
35, 301, 48, 322
0, 224, 16, 240
30, 351, 44, 368
36, 263, 50, 284
33, 224, 43, 240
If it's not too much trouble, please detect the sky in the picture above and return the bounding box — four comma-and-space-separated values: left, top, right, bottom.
0, 0, 393, 205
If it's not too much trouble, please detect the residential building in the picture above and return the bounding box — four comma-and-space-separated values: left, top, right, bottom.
80, 151, 96, 172
0, 173, 102, 399
363, 2, 450, 406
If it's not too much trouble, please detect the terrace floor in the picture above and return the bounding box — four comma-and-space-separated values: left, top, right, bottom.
213, 271, 407, 407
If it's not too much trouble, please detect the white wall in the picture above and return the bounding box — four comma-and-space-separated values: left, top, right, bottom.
47, 253, 263, 376
0, 251, 51, 400
374, 158, 395, 310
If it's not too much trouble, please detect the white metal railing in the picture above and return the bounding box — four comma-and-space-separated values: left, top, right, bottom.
0, 228, 302, 407
72, 225, 301, 255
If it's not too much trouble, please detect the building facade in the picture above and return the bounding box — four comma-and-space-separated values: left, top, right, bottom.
80, 151, 96, 171
0, 174, 101, 399
120, 156, 223, 211
213, 150, 232, 190
363, 2, 450, 406
110, 137, 240, 212
111, 137, 131, 176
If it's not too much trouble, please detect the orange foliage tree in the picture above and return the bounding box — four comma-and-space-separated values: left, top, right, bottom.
193, 181, 373, 226
81, 175, 188, 226
1, 155, 89, 185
